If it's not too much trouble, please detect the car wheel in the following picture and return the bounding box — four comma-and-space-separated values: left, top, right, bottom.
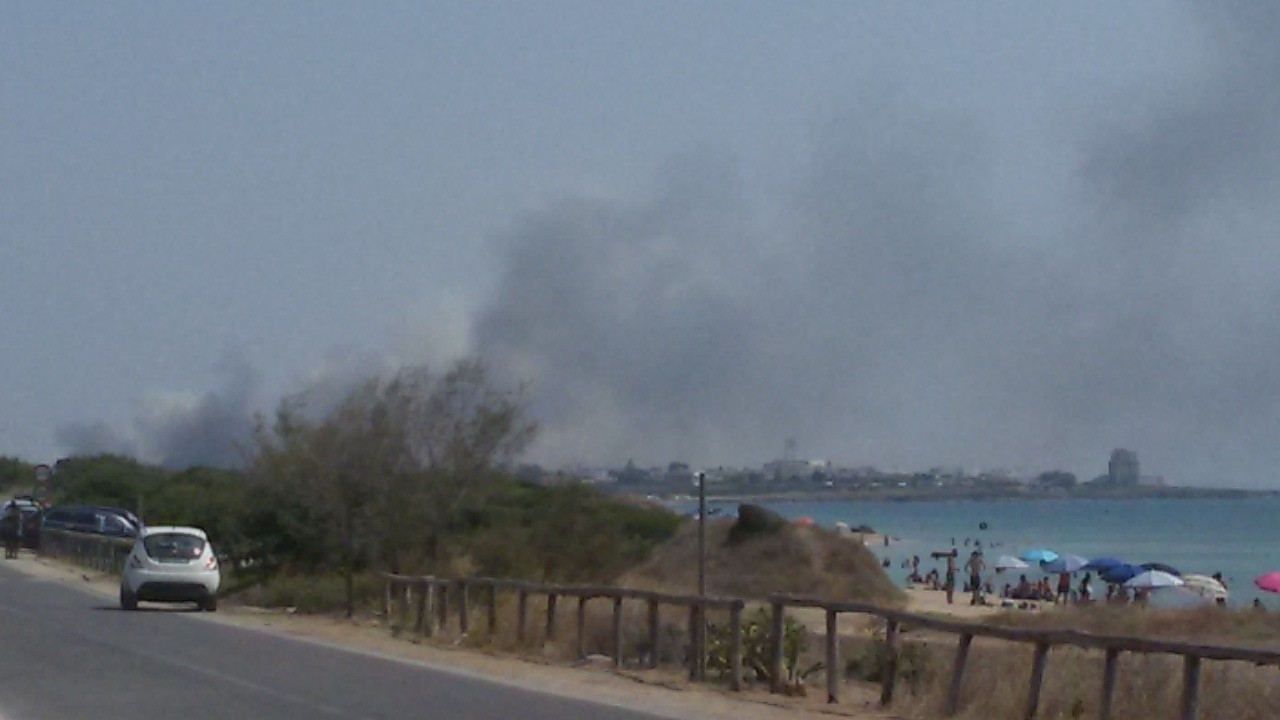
119, 585, 138, 611
200, 595, 218, 612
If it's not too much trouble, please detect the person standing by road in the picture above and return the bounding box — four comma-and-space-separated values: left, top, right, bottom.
1, 505, 20, 559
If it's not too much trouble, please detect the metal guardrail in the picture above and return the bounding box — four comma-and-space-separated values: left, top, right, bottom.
38, 529, 133, 575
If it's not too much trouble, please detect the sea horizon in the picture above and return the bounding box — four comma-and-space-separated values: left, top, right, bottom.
673, 495, 1280, 608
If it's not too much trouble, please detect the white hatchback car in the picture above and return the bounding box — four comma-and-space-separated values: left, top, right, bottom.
120, 526, 220, 611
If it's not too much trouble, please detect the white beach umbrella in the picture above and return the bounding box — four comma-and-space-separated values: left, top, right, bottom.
994, 555, 1029, 571
1123, 570, 1185, 590
1182, 574, 1229, 601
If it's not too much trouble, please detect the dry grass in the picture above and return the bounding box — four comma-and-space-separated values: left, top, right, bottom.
890, 637, 1280, 720
874, 605, 1280, 720
620, 519, 905, 607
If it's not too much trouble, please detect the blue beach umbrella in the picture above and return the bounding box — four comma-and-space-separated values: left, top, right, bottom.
1100, 563, 1145, 585
1020, 548, 1058, 564
1041, 554, 1089, 574
1082, 556, 1127, 572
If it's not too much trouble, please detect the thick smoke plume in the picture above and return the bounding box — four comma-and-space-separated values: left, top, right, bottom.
476, 4, 1280, 485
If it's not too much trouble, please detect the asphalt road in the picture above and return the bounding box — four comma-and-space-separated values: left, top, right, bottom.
0, 562, 673, 720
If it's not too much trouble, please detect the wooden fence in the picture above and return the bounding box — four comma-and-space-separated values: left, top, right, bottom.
380, 573, 746, 688
383, 572, 1280, 720
35, 533, 1279, 720
768, 593, 1280, 720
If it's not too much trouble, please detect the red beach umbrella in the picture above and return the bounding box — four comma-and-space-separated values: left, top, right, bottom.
1254, 571, 1280, 594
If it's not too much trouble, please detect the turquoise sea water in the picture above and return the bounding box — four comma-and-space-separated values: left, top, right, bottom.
676, 496, 1280, 608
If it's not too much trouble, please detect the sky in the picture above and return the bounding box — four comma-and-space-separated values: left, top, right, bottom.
4, 2, 1280, 487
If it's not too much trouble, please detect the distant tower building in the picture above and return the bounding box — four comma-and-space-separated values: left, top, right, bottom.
784, 437, 797, 462
1108, 449, 1140, 485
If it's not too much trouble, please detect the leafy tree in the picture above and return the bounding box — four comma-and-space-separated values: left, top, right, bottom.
247, 358, 536, 614
0, 456, 35, 492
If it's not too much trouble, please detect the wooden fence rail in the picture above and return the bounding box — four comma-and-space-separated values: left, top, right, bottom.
765, 593, 1280, 720
37, 534, 1275, 720
381, 573, 746, 689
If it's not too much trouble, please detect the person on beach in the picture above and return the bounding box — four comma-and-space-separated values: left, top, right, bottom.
1056, 571, 1071, 604
965, 550, 986, 605
944, 554, 957, 604
1014, 574, 1032, 599
1078, 572, 1094, 604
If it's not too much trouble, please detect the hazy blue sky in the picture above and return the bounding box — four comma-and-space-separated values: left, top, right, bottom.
4, 2, 1279, 486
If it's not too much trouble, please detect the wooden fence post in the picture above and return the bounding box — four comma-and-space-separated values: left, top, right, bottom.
383, 578, 392, 620
646, 597, 660, 669
457, 580, 470, 635
1099, 647, 1119, 720
486, 583, 498, 638
946, 633, 973, 716
825, 608, 839, 703
1180, 655, 1201, 720
880, 619, 899, 707
577, 596, 588, 659
437, 580, 449, 634
612, 595, 624, 668
516, 589, 529, 644
769, 600, 785, 694
729, 601, 743, 692
1025, 641, 1050, 720
414, 580, 428, 635
545, 592, 558, 643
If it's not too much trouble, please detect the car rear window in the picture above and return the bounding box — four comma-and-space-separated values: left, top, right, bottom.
143, 533, 206, 561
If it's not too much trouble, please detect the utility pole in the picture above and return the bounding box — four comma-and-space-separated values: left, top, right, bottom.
696, 471, 707, 680
697, 471, 706, 596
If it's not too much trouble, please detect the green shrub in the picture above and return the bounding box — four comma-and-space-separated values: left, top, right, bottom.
845, 632, 933, 690
727, 504, 786, 546
705, 607, 823, 691
237, 572, 383, 614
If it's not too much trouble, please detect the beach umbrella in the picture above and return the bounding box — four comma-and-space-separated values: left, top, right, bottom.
1124, 570, 1185, 590
994, 555, 1029, 571
1082, 556, 1127, 572
1100, 563, 1145, 585
1140, 562, 1182, 577
1041, 554, 1089, 574
1254, 571, 1280, 594
1182, 574, 1228, 601
1020, 548, 1058, 564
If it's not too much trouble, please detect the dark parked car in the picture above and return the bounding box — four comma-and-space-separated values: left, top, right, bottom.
40, 505, 141, 539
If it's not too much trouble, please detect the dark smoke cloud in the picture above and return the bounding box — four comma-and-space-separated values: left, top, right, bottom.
133, 356, 259, 469
476, 3, 1280, 486
56, 356, 259, 469
54, 421, 138, 460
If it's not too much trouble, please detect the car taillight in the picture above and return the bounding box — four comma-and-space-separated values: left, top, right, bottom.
205, 556, 218, 570
128, 555, 144, 569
